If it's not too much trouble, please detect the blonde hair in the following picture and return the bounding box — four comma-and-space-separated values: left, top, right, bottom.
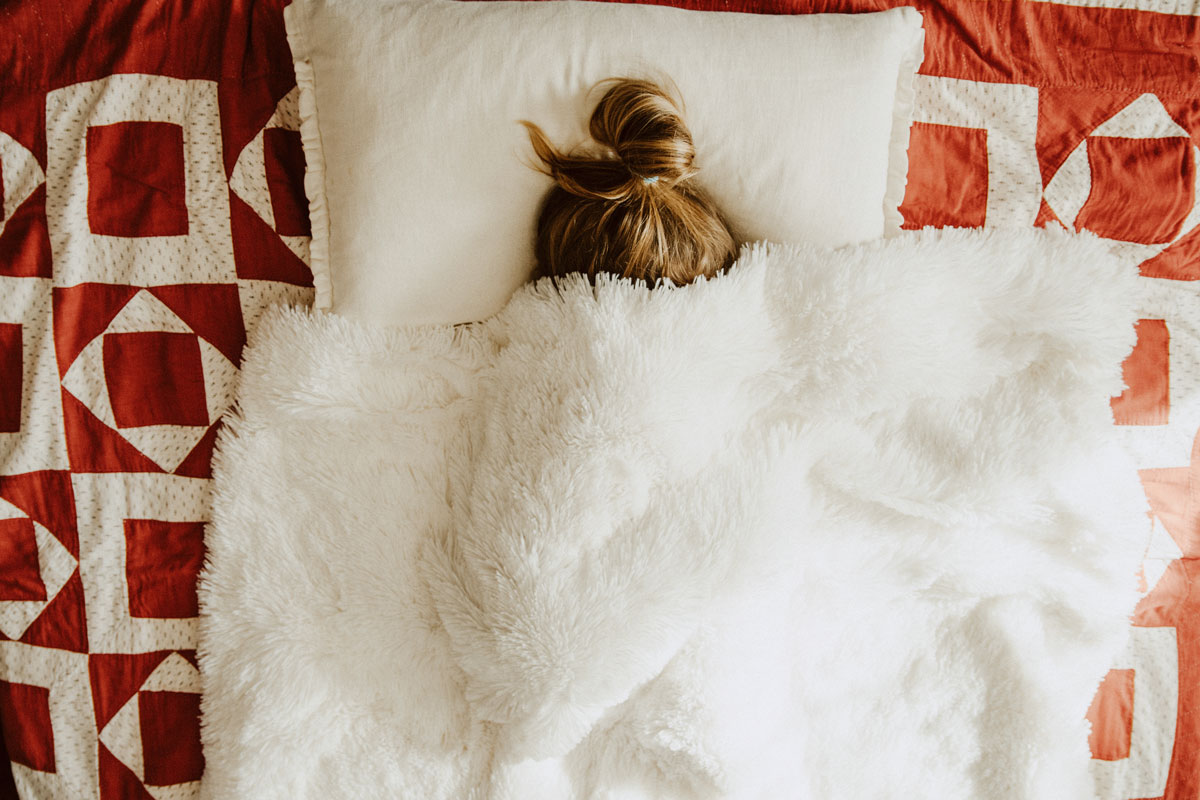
520, 78, 737, 286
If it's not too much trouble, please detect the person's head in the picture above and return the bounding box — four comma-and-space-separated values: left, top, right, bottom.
521, 78, 737, 286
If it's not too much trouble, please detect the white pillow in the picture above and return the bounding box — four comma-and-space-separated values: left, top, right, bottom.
285, 0, 924, 326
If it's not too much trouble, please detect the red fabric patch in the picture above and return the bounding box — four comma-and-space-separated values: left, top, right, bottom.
0, 517, 45, 602
138, 691, 204, 785
1034, 198, 1064, 230
1141, 223, 1200, 282
1087, 668, 1135, 761
145, 284, 246, 365
98, 743, 154, 800
0, 93, 42, 194
54, 282, 248, 384
87, 652, 171, 731
1034, 87, 1138, 188
17, 570, 87, 652
0, 186, 54, 279
0, 323, 21, 433
61, 391, 163, 474
173, 421, 222, 479
86, 121, 188, 238
263, 127, 310, 237
1132, 559, 1200, 800
219, 76, 307, 180
1135, 428, 1200, 798
102, 332, 208, 429
229, 191, 314, 285
0, 472, 79, 559
123, 520, 204, 619
910, 0, 1198, 96
0, 0, 294, 91
0, 472, 87, 650
1112, 319, 1169, 427
0, 681, 54, 773
1, 735, 20, 800
1077, 136, 1195, 245
51, 284, 140, 379
899, 122, 988, 230
1140, 428, 1200, 560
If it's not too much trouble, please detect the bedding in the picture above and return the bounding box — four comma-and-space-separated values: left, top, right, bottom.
198, 227, 1148, 799
0, 0, 1198, 798
285, 0, 925, 325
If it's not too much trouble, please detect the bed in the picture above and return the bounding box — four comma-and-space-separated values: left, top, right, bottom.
0, 0, 1196, 798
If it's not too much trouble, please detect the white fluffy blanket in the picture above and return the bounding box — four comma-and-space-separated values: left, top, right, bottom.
198, 227, 1149, 800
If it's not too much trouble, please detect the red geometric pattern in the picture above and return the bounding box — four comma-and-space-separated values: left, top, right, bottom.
102, 332, 208, 429
85, 122, 188, 238
0, 471, 86, 654
52, 284, 246, 383
59, 392, 164, 475
53, 283, 245, 476
50, 284, 140, 380
0, 682, 54, 773
0, 517, 46, 602
1132, 559, 1199, 800
1035, 87, 1139, 190
0, 0, 1198, 799
9, 572, 87, 656
86, 651, 203, 797
229, 190, 314, 285
145, 284, 246, 366
137, 691, 203, 785
0, 323, 20, 433
1088, 668, 1136, 762
899, 121, 989, 230
0, 1, 310, 789
1140, 428, 1200, 562
123, 520, 205, 619
1135, 427, 1200, 799
1113, 319, 1170, 427
87, 652, 172, 733
1142, 223, 1200, 282
98, 744, 154, 800
0, 186, 54, 280
263, 127, 311, 237
0, 738, 19, 799
1077, 136, 1195, 246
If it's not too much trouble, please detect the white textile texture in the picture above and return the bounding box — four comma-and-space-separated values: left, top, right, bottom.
198, 227, 1148, 800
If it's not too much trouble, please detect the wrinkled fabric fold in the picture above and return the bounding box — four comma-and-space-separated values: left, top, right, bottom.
200, 227, 1148, 800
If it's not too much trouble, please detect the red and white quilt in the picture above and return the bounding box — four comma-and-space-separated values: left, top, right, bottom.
0, 0, 1196, 798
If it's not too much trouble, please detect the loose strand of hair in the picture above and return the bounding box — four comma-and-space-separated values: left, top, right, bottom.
520, 120, 636, 201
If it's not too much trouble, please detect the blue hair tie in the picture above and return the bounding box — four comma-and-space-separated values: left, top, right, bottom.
643, 175, 659, 185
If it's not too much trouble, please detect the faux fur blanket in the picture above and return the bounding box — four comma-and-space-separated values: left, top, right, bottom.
198, 227, 1149, 800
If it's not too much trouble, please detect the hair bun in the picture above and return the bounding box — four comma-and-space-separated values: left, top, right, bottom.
521, 76, 737, 285
518, 77, 701, 201
588, 78, 697, 187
